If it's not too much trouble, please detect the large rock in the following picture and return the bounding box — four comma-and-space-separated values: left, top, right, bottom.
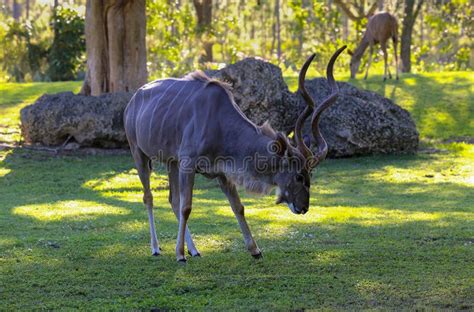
209, 58, 299, 133
301, 78, 419, 157
20, 58, 419, 156
20, 92, 132, 148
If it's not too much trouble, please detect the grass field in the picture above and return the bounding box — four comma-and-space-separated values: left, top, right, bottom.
0, 72, 473, 310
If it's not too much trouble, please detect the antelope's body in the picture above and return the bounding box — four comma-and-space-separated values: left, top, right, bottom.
125, 73, 261, 166
349, 12, 399, 80
124, 47, 346, 262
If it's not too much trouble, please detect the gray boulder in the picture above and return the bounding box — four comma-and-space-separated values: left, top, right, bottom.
301, 78, 419, 157
209, 57, 299, 133
20, 58, 418, 156
20, 92, 132, 148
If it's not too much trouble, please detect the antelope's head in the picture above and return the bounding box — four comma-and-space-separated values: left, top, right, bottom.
348, 49, 360, 79
273, 46, 346, 214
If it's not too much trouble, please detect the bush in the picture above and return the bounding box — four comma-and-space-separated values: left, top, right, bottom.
0, 20, 49, 82
47, 7, 85, 81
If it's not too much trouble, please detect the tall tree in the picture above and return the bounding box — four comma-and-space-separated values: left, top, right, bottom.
80, 0, 147, 96
193, 0, 213, 63
400, 0, 423, 73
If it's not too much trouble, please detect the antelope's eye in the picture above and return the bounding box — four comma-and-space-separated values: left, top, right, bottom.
295, 174, 304, 183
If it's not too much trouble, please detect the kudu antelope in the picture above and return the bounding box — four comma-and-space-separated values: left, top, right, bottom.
124, 46, 346, 262
348, 12, 399, 81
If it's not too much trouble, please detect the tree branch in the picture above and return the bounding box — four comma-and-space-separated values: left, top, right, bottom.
414, 0, 424, 20
334, 0, 359, 21
366, 1, 379, 17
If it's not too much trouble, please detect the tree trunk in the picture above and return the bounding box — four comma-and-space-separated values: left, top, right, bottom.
275, 0, 281, 61
80, 0, 147, 96
400, 0, 423, 73
378, 0, 384, 11
12, 0, 21, 20
342, 12, 349, 40
193, 0, 213, 63
25, 0, 30, 19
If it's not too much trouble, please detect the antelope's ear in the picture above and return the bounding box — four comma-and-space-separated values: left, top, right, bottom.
347, 49, 354, 56
271, 133, 288, 156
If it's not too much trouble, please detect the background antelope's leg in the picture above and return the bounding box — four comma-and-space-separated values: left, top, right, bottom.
168, 162, 200, 257
382, 42, 391, 80
217, 176, 261, 258
176, 169, 195, 262
131, 146, 160, 255
393, 36, 399, 80
364, 43, 374, 80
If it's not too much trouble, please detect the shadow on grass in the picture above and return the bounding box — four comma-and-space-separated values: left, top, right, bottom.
0, 149, 472, 309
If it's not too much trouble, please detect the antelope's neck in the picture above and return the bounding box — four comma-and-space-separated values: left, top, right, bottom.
352, 38, 370, 61
223, 124, 278, 184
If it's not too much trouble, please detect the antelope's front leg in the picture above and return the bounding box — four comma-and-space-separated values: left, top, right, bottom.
218, 176, 262, 258
176, 170, 195, 262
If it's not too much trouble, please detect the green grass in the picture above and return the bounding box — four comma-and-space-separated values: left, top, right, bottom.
0, 73, 473, 310
0, 81, 82, 143
286, 71, 474, 141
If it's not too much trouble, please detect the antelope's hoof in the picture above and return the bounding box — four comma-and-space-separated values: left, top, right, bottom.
252, 252, 263, 259
152, 252, 160, 256
177, 258, 187, 264
188, 250, 201, 257
383, 77, 387, 82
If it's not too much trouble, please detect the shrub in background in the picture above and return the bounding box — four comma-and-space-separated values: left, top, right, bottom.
47, 7, 85, 81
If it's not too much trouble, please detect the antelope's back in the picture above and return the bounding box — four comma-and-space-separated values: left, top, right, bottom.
124, 74, 237, 160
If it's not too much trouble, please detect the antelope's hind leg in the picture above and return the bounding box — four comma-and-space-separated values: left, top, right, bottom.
168, 162, 200, 257
381, 42, 391, 80
218, 176, 262, 259
175, 167, 195, 262
131, 147, 161, 256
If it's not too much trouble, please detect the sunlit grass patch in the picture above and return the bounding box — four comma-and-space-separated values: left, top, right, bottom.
0, 167, 10, 177
367, 156, 473, 187
0, 81, 82, 143
13, 200, 130, 221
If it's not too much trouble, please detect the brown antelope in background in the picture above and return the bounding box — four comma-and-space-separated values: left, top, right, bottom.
348, 12, 399, 81
124, 46, 346, 262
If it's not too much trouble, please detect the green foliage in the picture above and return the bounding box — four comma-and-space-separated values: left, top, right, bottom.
145, 0, 472, 77
0, 1, 471, 80
0, 20, 49, 82
146, 1, 200, 79
415, 0, 472, 71
0, 75, 473, 309
47, 7, 85, 81
0, 4, 84, 82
